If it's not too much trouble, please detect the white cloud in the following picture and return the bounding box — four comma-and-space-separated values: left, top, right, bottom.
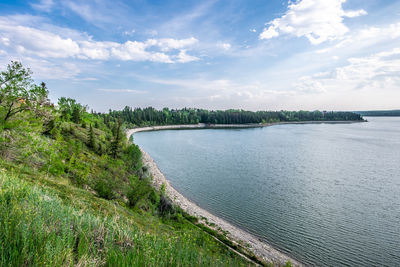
146, 37, 198, 51
0, 17, 198, 63
110, 41, 174, 63
344, 10, 367, 18
176, 50, 199, 63
294, 76, 326, 94
98, 89, 146, 93
259, 0, 367, 45
30, 0, 54, 12
1, 57, 81, 80
5, 24, 80, 58
335, 22, 400, 50
122, 29, 135, 36
218, 43, 231, 50
1, 37, 10, 46
259, 26, 279, 39
134, 75, 234, 90
65, 1, 111, 24
295, 48, 400, 92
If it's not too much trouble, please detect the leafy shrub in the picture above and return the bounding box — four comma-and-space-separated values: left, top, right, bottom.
93, 176, 115, 200
158, 195, 175, 216
126, 177, 161, 212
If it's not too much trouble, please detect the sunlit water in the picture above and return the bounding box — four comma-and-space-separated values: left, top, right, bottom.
134, 117, 400, 266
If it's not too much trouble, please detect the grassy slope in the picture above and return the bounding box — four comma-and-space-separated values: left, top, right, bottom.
0, 161, 253, 266
0, 115, 258, 266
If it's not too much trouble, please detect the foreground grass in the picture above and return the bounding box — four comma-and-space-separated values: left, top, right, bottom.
0, 167, 253, 266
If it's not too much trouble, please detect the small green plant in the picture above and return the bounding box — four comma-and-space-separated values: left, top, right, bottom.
160, 183, 166, 195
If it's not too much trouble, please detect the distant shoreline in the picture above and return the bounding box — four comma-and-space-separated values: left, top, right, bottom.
127, 120, 365, 135
126, 121, 364, 265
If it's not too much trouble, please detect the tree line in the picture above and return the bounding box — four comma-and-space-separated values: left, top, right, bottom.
108, 106, 363, 127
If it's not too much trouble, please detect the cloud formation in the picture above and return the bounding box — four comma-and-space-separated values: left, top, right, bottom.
295, 48, 400, 92
260, 0, 367, 44
98, 89, 146, 94
30, 0, 54, 12
218, 43, 231, 50
0, 17, 199, 63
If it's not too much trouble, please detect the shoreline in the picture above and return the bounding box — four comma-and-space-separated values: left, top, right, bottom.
126, 120, 364, 136
126, 121, 363, 265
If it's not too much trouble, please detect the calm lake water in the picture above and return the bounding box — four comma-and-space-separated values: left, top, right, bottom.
134, 117, 400, 266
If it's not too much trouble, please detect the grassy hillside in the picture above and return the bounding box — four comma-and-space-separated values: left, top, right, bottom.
0, 163, 255, 266
0, 62, 288, 266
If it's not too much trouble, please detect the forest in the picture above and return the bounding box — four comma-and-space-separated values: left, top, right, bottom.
109, 105, 363, 127
355, 110, 400, 116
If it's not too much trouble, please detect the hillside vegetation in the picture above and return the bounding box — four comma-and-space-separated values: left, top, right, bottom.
0, 61, 267, 266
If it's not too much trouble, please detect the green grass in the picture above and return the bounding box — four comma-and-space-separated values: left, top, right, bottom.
0, 118, 261, 266
0, 167, 254, 266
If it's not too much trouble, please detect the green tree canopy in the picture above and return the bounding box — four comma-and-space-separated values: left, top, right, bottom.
0, 61, 49, 126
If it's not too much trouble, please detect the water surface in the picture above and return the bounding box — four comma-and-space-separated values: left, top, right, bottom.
134, 117, 400, 266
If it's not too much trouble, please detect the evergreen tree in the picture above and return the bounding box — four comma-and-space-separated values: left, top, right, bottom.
71, 106, 81, 123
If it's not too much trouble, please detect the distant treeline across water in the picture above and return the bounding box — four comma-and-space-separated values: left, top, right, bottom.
106, 107, 363, 126
355, 110, 400, 116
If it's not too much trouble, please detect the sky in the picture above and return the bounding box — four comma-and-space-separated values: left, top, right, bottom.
0, 0, 399, 112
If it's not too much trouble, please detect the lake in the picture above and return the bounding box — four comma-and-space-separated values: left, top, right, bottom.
133, 117, 400, 266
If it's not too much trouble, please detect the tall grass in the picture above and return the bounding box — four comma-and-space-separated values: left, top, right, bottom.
0, 171, 251, 266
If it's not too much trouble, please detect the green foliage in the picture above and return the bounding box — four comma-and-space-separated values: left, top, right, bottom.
123, 143, 142, 172
110, 106, 364, 126
88, 124, 96, 149
93, 174, 115, 200
72, 106, 81, 123
0, 61, 50, 127
127, 177, 159, 209
356, 109, 400, 116
0, 171, 251, 267
58, 97, 87, 123
110, 117, 123, 159
158, 194, 175, 216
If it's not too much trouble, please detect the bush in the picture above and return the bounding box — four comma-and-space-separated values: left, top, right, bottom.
127, 178, 159, 210
158, 195, 175, 216
93, 176, 115, 200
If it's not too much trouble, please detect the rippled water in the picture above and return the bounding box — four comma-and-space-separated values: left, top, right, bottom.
134, 117, 400, 266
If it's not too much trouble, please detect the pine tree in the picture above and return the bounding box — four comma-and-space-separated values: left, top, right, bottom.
71, 106, 81, 123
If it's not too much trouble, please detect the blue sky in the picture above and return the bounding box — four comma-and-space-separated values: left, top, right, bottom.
0, 0, 399, 111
